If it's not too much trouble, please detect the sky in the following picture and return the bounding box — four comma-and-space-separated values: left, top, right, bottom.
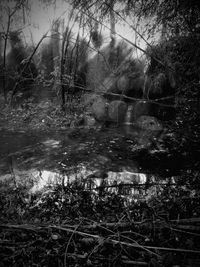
0, 0, 159, 58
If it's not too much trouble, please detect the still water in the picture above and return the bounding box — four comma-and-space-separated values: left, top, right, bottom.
0, 126, 176, 197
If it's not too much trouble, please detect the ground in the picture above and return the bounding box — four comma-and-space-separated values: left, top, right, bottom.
0, 95, 200, 266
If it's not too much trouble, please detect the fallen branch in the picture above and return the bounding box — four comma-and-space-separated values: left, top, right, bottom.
170, 217, 200, 224
66, 83, 176, 108
1, 222, 200, 258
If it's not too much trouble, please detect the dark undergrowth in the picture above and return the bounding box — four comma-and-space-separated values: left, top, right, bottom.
0, 34, 200, 267
0, 170, 200, 267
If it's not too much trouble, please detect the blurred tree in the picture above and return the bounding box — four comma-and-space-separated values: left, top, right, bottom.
0, 31, 37, 102
0, 0, 27, 101
72, 0, 200, 43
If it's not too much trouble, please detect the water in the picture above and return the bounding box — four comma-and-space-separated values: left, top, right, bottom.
0, 127, 179, 197
124, 105, 135, 125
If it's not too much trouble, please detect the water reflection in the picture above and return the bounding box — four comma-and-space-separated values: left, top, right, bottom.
30, 170, 63, 193
0, 164, 147, 197
29, 168, 146, 193
0, 128, 174, 200
42, 139, 61, 148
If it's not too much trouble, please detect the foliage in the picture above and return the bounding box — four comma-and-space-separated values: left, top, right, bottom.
131, 0, 200, 36
0, 168, 200, 266
71, 0, 200, 46
39, 42, 55, 79
0, 97, 86, 132
147, 34, 200, 83
0, 1, 200, 266
144, 33, 200, 168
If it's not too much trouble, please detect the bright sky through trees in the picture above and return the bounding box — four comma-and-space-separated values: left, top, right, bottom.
0, 0, 158, 58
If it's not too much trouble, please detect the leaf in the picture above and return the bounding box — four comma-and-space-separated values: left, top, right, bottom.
80, 237, 95, 247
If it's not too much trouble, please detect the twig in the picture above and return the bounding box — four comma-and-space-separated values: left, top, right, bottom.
76, 6, 174, 72
169, 227, 200, 237
64, 219, 83, 267
122, 260, 148, 266
2, 223, 200, 255
10, 31, 49, 103
50, 225, 200, 254
65, 83, 175, 108
104, 2, 153, 50
170, 217, 200, 224
175, 225, 200, 231
2, 0, 26, 102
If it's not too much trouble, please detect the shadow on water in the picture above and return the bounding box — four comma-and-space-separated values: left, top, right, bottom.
0, 126, 185, 198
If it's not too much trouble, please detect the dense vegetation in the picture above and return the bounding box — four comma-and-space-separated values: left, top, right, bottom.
0, 0, 200, 266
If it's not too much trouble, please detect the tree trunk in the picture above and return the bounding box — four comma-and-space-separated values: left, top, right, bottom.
60, 25, 72, 110
51, 20, 61, 101
2, 15, 11, 103
110, 0, 116, 42
108, 0, 117, 71
161, 19, 167, 42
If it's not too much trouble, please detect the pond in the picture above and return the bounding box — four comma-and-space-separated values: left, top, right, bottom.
1, 125, 200, 267
0, 125, 184, 199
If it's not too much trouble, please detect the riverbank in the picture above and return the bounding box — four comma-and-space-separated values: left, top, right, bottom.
0, 97, 200, 266
0, 98, 86, 132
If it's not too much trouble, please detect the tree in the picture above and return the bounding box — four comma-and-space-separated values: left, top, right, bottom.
127, 0, 200, 37
0, 0, 26, 102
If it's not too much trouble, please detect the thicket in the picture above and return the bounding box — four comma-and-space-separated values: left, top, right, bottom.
1, 1, 200, 266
